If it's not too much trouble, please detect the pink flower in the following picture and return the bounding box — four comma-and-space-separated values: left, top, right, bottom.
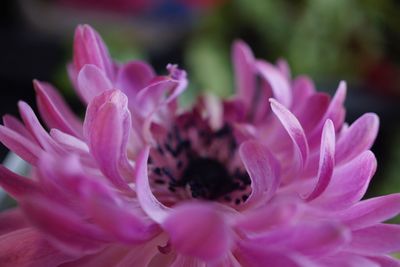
0, 25, 399, 266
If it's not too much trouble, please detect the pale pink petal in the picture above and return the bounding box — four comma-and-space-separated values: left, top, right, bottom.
232, 40, 256, 109
135, 146, 170, 223
336, 194, 400, 230
0, 208, 29, 235
276, 58, 291, 79
0, 125, 42, 164
162, 202, 233, 261
0, 165, 38, 199
239, 140, 280, 207
73, 24, 114, 80
335, 113, 379, 165
50, 129, 89, 154
0, 228, 77, 267
77, 64, 113, 103
83, 90, 133, 190
346, 224, 400, 255
270, 99, 309, 172
34, 80, 83, 137
304, 120, 335, 200
257, 60, 292, 107
311, 150, 376, 210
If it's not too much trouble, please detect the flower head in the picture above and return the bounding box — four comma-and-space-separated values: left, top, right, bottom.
0, 25, 399, 266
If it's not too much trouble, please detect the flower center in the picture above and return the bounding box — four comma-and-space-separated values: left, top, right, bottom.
149, 113, 251, 206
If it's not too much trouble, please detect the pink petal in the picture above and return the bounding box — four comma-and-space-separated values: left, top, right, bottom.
18, 101, 62, 154
34, 80, 83, 137
77, 64, 113, 103
73, 24, 114, 80
232, 40, 256, 109
257, 60, 292, 107
324, 81, 347, 129
50, 129, 89, 154
2, 114, 34, 140
162, 202, 233, 261
368, 256, 400, 267
115, 61, 155, 101
0, 125, 42, 165
0, 228, 76, 267
0, 165, 38, 199
311, 150, 377, 210
88, 198, 159, 244
21, 195, 109, 255
237, 243, 319, 267
276, 58, 291, 79
0, 208, 29, 236
291, 76, 316, 110
347, 224, 400, 255
304, 120, 335, 201
135, 146, 170, 223
335, 113, 379, 165
239, 140, 280, 207
170, 255, 205, 267
250, 221, 351, 257
83, 90, 133, 191
319, 253, 380, 267
270, 99, 309, 172
337, 194, 400, 230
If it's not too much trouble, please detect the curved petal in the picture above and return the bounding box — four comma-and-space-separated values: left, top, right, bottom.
73, 24, 114, 80
319, 253, 380, 267
0, 228, 76, 267
270, 99, 309, 172
77, 64, 113, 103
115, 61, 155, 101
0, 125, 42, 165
2, 115, 34, 140
291, 76, 316, 110
347, 224, 400, 255
232, 40, 256, 109
135, 146, 170, 223
34, 80, 83, 137
162, 202, 233, 261
0, 208, 29, 235
83, 90, 133, 190
257, 60, 292, 107
239, 140, 280, 208
335, 113, 379, 165
0, 165, 38, 199
311, 151, 377, 210
336, 194, 400, 230
368, 256, 400, 267
304, 120, 335, 201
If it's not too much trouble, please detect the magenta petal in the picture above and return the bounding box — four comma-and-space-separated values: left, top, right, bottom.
337, 194, 400, 230
0, 165, 38, 198
237, 243, 319, 267
0, 208, 29, 236
291, 76, 316, 110
162, 202, 232, 261
257, 60, 292, 107
22, 195, 109, 255
312, 150, 377, 210
319, 253, 380, 267
270, 99, 309, 171
0, 125, 42, 165
3, 114, 34, 140
304, 120, 335, 201
0, 228, 76, 267
77, 64, 113, 103
368, 255, 400, 267
335, 113, 379, 165
348, 224, 400, 255
83, 90, 133, 190
18, 101, 62, 154
73, 24, 114, 80
232, 40, 256, 109
322, 80, 347, 130
34, 80, 83, 137
115, 61, 155, 101
135, 146, 169, 223
88, 198, 159, 244
239, 140, 280, 207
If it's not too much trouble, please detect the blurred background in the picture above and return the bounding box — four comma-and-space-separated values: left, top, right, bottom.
0, 0, 400, 219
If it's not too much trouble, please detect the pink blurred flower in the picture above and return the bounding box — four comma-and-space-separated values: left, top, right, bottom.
0, 25, 399, 266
